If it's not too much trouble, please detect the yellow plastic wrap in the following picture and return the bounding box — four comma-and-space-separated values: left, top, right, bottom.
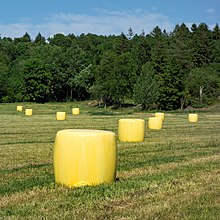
25, 109, 33, 116
16, 106, 23, 111
118, 119, 145, 142
148, 117, 163, 130
54, 129, 117, 187
72, 108, 80, 115
188, 113, 198, 122
155, 112, 165, 121
56, 112, 66, 120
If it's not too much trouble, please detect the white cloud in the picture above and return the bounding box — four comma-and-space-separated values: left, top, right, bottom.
205, 8, 215, 14
205, 8, 217, 21
0, 23, 31, 38
0, 9, 175, 39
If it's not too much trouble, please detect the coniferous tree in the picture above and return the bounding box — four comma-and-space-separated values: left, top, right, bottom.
127, 27, 134, 40
34, 33, 46, 44
14, 32, 31, 44
191, 23, 213, 67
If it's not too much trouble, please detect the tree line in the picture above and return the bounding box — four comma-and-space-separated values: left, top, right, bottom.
0, 22, 220, 110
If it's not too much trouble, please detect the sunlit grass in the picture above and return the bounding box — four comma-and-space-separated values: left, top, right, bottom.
0, 102, 220, 219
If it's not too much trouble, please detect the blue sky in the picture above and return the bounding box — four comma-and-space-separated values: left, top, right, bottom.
0, 0, 219, 39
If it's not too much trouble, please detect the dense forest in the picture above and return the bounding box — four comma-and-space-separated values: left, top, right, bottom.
0, 22, 220, 110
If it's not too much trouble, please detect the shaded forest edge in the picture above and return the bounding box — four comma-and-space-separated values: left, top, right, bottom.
0, 22, 220, 110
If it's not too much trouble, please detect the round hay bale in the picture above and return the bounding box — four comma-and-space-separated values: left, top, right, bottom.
56, 112, 66, 120
54, 129, 117, 187
118, 119, 145, 142
17, 106, 23, 111
155, 112, 165, 121
72, 108, 80, 115
188, 113, 198, 122
25, 109, 33, 116
148, 117, 163, 130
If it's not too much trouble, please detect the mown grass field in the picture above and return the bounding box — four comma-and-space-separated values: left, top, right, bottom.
0, 102, 220, 219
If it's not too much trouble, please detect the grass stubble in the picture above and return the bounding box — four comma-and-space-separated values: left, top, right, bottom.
0, 103, 219, 219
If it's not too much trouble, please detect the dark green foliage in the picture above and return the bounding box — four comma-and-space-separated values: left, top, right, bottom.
0, 22, 219, 109
74, 64, 94, 100
191, 23, 213, 67
14, 32, 31, 44
133, 62, 159, 109
23, 58, 52, 102
91, 51, 137, 107
186, 66, 220, 107
34, 33, 46, 45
